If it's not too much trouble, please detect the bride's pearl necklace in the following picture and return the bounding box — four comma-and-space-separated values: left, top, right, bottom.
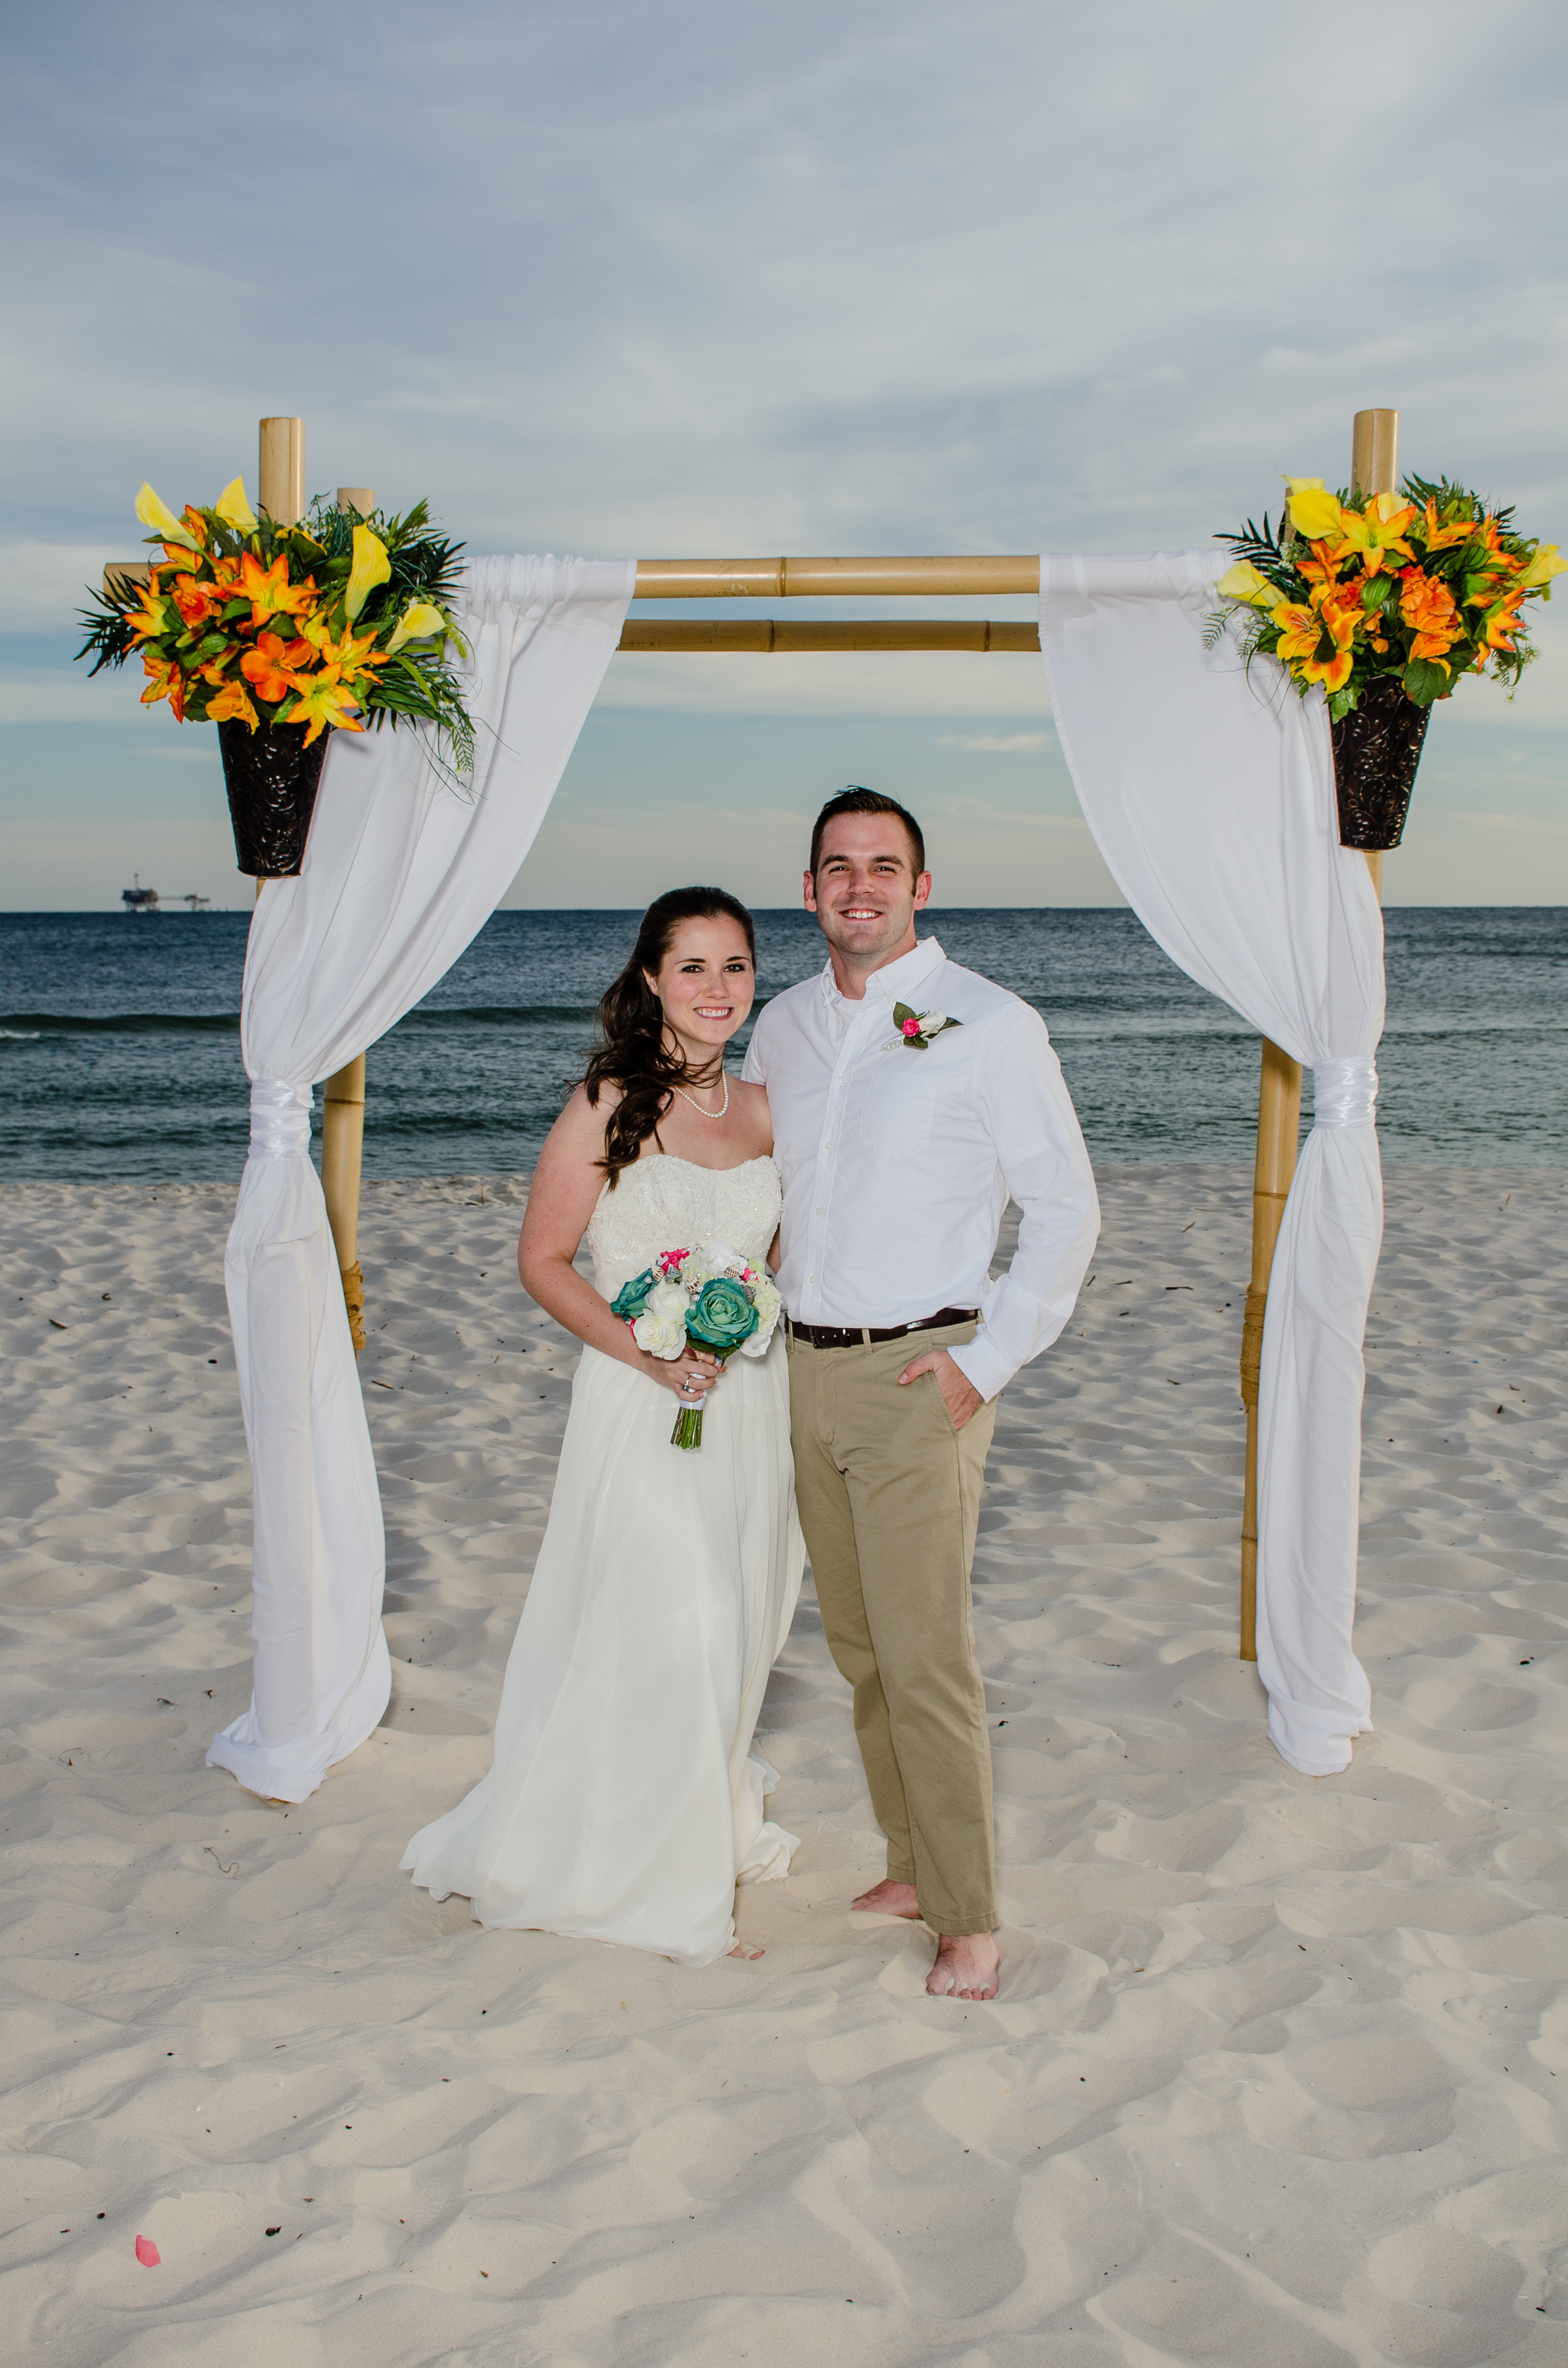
668, 1072, 729, 1121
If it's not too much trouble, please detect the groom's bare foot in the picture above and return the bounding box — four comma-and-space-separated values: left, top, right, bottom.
851, 1879, 923, 1919
926, 1932, 1000, 2001
727, 1941, 764, 1961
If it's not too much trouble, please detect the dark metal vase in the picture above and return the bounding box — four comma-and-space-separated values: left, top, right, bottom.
218, 719, 330, 877
1329, 676, 1431, 852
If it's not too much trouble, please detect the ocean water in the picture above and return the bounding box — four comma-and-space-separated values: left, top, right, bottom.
1, 906, 1564, 1184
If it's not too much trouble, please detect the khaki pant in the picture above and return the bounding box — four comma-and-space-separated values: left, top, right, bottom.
787, 1320, 997, 1936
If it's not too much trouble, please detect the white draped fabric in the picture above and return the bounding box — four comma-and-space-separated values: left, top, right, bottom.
1039, 550, 1384, 1776
208, 555, 636, 1802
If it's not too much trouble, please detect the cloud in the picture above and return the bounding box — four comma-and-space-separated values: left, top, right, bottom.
2, 0, 1565, 901
938, 732, 1051, 754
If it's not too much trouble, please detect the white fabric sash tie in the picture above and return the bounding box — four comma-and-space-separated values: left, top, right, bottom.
1311, 1055, 1377, 1130
248, 1078, 313, 1159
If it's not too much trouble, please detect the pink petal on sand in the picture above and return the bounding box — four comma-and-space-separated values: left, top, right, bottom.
134, 2235, 161, 2267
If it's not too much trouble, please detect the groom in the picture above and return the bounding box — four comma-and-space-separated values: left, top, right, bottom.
744, 788, 1099, 2001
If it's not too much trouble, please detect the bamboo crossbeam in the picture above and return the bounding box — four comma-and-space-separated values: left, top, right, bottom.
618, 618, 1041, 653
632, 555, 1041, 599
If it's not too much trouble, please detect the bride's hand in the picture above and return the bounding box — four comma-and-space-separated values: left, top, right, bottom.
650, 1342, 723, 1401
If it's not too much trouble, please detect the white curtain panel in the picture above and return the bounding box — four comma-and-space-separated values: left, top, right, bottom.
1039, 551, 1385, 1776
208, 555, 636, 1802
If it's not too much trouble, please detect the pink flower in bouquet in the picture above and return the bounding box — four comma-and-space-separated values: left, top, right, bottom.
902, 1016, 921, 1037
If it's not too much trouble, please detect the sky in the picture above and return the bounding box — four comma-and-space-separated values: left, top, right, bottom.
3, 0, 1565, 910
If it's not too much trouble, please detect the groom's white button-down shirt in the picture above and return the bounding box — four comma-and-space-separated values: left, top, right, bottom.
742, 935, 1099, 1402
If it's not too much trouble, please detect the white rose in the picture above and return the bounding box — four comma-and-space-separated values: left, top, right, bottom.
739, 1277, 783, 1356
646, 1280, 689, 1321
919, 1012, 947, 1032
633, 1310, 687, 1360
700, 1237, 744, 1276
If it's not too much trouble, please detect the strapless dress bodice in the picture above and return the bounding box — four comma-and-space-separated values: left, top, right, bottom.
585, 1155, 783, 1298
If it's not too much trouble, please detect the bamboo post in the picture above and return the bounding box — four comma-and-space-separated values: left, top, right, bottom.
1350, 408, 1400, 904
317, 466, 376, 1350
258, 416, 306, 525
322, 1055, 367, 1353
1239, 1039, 1303, 1657
1240, 406, 1399, 1657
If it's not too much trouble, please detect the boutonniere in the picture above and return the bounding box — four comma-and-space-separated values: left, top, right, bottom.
887, 1001, 963, 1051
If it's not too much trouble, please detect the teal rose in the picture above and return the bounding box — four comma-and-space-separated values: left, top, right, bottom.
610, 1268, 657, 1321
686, 1275, 759, 1352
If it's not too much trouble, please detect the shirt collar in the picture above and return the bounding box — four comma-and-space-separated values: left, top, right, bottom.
818, 934, 945, 1015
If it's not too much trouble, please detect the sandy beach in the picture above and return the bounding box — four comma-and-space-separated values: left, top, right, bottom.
2, 1163, 1566, 2365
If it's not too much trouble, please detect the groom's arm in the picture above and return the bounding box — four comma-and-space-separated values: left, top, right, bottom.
945, 1003, 1100, 1404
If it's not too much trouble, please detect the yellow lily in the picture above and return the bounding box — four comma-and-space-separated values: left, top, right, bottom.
287, 673, 366, 744
344, 525, 392, 621
1335, 491, 1417, 577
214, 475, 258, 533
1523, 542, 1568, 589
385, 599, 448, 653
135, 481, 202, 553
1283, 476, 1345, 541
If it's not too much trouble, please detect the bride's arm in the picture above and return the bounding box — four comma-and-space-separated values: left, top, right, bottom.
517, 1086, 721, 1398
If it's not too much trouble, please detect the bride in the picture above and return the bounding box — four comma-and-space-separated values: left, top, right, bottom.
402, 887, 804, 1967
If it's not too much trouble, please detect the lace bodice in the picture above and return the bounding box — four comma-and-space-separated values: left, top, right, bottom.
585, 1155, 783, 1299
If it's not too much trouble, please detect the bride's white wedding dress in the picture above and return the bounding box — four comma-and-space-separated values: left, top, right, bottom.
402, 1154, 804, 1967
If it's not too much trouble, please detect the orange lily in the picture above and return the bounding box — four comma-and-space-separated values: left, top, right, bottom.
140, 650, 186, 722
240, 632, 313, 703
238, 550, 317, 629
1479, 591, 1526, 652
1419, 499, 1478, 555
1274, 593, 1357, 694
205, 679, 260, 730
1399, 568, 1461, 657
170, 574, 225, 631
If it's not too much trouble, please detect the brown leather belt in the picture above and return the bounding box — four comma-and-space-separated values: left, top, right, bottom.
786, 1307, 978, 1350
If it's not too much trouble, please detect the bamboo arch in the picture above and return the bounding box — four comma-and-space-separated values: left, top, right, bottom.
112, 408, 1398, 1657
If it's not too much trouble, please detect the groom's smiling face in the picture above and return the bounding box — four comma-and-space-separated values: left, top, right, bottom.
806, 814, 932, 973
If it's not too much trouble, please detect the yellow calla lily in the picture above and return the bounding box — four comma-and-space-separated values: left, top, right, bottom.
1215, 560, 1283, 610
1523, 542, 1567, 589
1281, 476, 1345, 541
214, 475, 258, 533
385, 600, 447, 654
344, 525, 392, 621
135, 481, 202, 552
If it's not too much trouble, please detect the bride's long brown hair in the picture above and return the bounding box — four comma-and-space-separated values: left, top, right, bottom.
583, 886, 757, 1187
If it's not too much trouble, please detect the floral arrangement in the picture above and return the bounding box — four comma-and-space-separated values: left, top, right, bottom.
1211, 475, 1563, 723
76, 477, 475, 769
611, 1240, 784, 1448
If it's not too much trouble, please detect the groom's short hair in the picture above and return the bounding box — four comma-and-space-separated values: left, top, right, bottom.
809, 788, 925, 881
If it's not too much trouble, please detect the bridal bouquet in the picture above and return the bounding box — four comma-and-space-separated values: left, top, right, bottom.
611, 1242, 784, 1449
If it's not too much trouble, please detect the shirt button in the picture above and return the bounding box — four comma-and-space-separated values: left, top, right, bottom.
814, 1207, 823, 1215
823, 1139, 831, 1149
808, 1273, 816, 1282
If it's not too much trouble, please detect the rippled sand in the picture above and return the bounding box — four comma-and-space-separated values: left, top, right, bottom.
2, 1166, 1565, 2365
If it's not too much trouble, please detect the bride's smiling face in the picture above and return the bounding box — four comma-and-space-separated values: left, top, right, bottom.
645, 916, 756, 1059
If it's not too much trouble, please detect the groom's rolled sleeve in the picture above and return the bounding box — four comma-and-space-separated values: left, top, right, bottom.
946, 1007, 1100, 1404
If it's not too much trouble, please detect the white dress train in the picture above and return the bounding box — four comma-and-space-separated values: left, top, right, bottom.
402, 1155, 804, 1967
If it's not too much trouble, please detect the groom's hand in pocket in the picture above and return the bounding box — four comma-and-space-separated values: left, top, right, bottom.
898, 1348, 984, 1431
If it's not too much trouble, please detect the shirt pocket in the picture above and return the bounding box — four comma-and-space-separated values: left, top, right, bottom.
856, 1045, 953, 1156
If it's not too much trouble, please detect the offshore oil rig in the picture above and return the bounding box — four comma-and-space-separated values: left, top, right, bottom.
120, 879, 212, 912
